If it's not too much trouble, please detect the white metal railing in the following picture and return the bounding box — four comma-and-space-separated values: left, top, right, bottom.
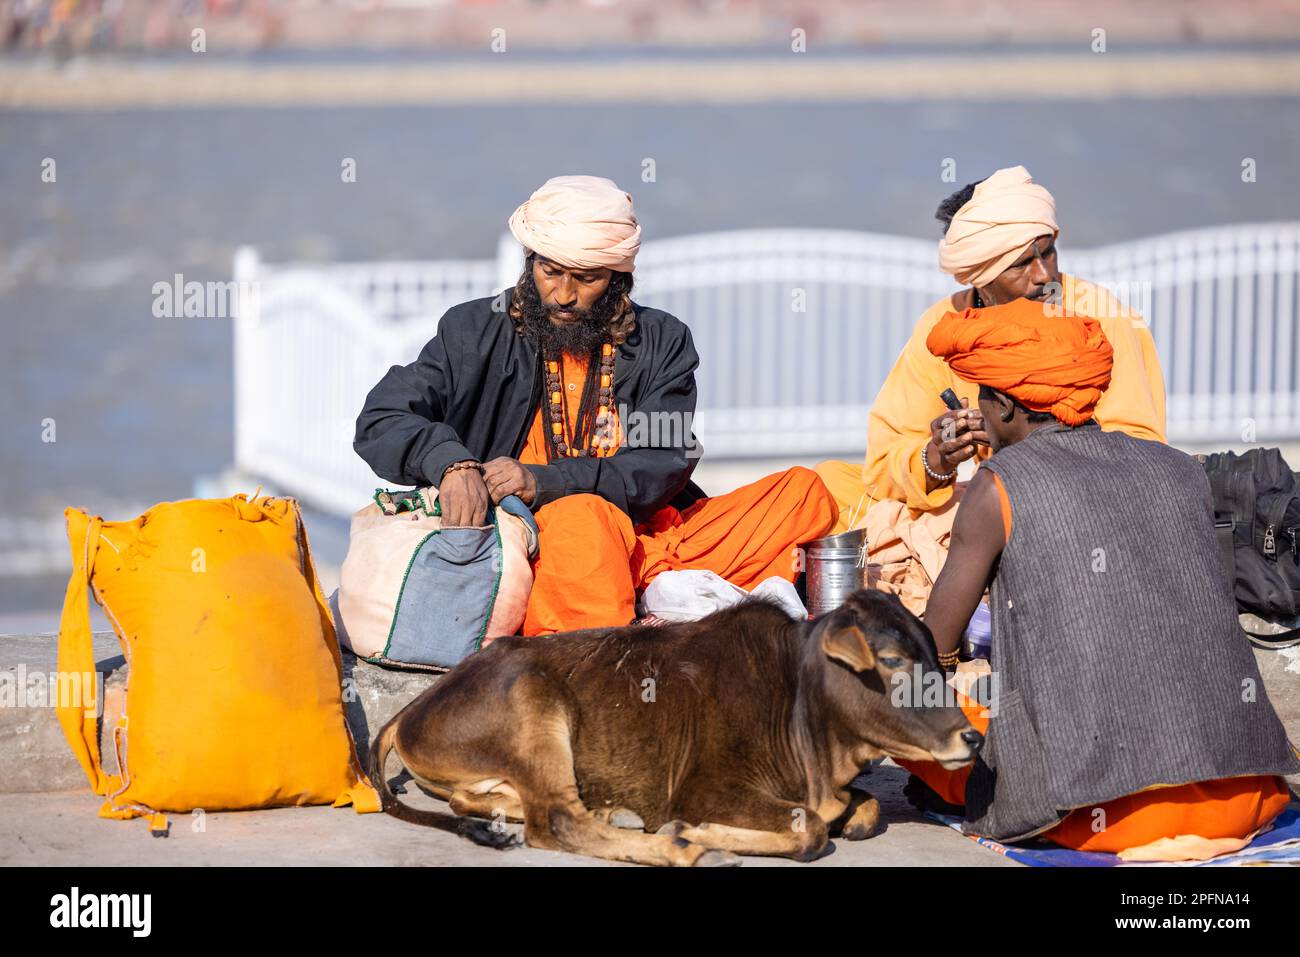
231, 223, 1300, 515
1068, 225, 1300, 442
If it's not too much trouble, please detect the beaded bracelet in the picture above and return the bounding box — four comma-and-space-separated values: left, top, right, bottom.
922, 443, 957, 483
442, 460, 483, 479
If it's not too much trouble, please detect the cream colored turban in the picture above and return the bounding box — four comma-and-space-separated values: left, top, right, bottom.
507, 175, 641, 273
938, 165, 1058, 289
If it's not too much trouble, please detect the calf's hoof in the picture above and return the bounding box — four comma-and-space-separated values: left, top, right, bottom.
461, 819, 523, 850
656, 820, 690, 838
694, 849, 742, 867
841, 798, 881, 841
840, 820, 877, 841
593, 806, 646, 829
609, 808, 646, 830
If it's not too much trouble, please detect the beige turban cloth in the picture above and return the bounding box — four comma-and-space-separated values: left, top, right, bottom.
507, 175, 641, 273
938, 165, 1058, 289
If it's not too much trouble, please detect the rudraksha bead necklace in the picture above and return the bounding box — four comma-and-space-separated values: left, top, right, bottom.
543, 341, 617, 459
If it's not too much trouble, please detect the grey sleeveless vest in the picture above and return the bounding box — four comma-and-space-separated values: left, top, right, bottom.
965, 421, 1300, 842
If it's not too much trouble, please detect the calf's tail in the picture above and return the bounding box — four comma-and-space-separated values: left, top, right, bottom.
368, 716, 519, 849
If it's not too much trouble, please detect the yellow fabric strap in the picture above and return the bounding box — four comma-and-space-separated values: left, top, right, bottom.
95, 800, 167, 833
333, 785, 382, 814
56, 508, 111, 796
293, 499, 381, 815
57, 510, 154, 824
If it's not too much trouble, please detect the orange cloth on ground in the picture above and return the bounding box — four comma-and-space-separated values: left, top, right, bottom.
815, 274, 1167, 524
899, 691, 1290, 858
925, 298, 1114, 427
518, 352, 838, 635
897, 475, 1290, 859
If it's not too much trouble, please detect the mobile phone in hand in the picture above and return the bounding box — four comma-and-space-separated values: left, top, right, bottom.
940, 388, 991, 446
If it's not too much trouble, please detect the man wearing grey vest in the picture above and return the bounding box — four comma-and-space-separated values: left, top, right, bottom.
910, 297, 1299, 860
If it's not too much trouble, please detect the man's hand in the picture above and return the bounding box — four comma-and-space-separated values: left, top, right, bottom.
920, 469, 1004, 660
438, 463, 490, 527
926, 398, 989, 480
482, 457, 538, 507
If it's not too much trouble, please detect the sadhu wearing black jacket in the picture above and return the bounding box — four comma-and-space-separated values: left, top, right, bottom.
354, 175, 837, 633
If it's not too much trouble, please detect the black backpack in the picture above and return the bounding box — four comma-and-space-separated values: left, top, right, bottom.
1202, 447, 1300, 645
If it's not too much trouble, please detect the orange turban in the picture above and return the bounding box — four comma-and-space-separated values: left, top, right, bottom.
925, 298, 1114, 426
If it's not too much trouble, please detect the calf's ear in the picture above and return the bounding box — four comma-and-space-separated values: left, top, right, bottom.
821, 625, 877, 673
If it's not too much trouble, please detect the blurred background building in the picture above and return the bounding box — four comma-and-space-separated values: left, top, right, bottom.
4, 0, 1300, 630
8, 1, 1300, 54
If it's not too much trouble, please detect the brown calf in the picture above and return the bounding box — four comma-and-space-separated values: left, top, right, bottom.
369, 588, 982, 866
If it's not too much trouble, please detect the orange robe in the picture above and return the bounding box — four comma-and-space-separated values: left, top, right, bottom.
902, 691, 1290, 858
898, 473, 1291, 859
815, 274, 1168, 531
518, 351, 838, 635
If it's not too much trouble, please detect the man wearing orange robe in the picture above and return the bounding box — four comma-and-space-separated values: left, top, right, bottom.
355, 175, 837, 635
897, 298, 1298, 861
816, 166, 1167, 530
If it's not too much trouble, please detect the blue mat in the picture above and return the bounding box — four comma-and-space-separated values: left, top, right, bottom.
923, 807, 1300, 867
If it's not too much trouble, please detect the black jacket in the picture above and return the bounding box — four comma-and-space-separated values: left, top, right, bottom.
353, 291, 706, 524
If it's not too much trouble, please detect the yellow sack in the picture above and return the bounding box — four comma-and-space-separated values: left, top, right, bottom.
57, 494, 379, 830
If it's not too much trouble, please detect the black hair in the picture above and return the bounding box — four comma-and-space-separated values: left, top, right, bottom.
936, 178, 987, 234
978, 384, 1055, 423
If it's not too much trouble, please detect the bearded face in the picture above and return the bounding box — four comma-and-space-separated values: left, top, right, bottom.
511, 255, 633, 355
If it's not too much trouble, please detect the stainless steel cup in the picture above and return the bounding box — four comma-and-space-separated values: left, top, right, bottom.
803, 528, 868, 618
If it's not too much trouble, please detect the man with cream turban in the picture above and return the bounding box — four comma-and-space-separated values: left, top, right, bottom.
356, 175, 836, 634
815, 166, 1167, 533
891, 297, 1299, 862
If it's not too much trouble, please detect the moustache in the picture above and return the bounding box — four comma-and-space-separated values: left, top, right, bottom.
547, 304, 595, 320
